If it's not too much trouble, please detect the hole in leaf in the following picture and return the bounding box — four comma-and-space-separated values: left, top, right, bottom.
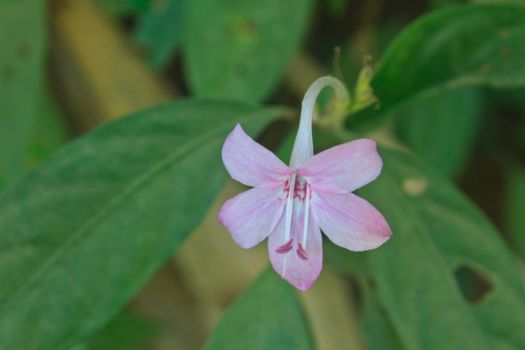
454, 264, 493, 304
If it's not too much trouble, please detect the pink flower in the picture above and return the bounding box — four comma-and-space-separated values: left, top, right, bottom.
218, 76, 392, 291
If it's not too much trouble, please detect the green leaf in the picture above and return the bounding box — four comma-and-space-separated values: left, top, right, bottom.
205, 268, 313, 350
395, 87, 482, 178
0, 0, 46, 190
82, 310, 157, 350
96, 0, 149, 17
0, 100, 282, 350
25, 90, 69, 170
359, 146, 525, 349
183, 0, 313, 102
135, 0, 187, 68
504, 165, 525, 259
317, 131, 525, 349
372, 3, 525, 113
361, 292, 404, 350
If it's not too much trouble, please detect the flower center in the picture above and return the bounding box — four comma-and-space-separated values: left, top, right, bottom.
277, 174, 312, 261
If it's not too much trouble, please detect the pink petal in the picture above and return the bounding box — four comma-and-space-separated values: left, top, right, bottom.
312, 191, 392, 251
218, 187, 285, 249
222, 124, 293, 188
298, 139, 382, 193
268, 205, 323, 291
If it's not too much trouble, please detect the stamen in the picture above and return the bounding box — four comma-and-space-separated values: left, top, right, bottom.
276, 238, 293, 254
297, 243, 308, 260
282, 174, 296, 277
301, 184, 310, 247
283, 173, 296, 242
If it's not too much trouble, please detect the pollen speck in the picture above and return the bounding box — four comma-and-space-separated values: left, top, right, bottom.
403, 177, 427, 197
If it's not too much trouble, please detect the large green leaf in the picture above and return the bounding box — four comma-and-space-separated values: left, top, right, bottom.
0, 100, 282, 350
372, 3, 525, 113
318, 132, 525, 349
0, 0, 46, 190
395, 87, 482, 178
360, 147, 525, 349
183, 0, 313, 102
205, 268, 314, 350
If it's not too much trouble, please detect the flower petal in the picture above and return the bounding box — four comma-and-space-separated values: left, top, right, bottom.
222, 124, 292, 188
218, 187, 285, 249
268, 204, 323, 291
298, 139, 382, 193
312, 191, 392, 251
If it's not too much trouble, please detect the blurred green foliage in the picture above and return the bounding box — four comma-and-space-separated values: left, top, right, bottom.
205, 269, 313, 350
0, 101, 280, 349
351, 3, 525, 130
0, 0, 67, 193
77, 310, 157, 350
135, 0, 186, 67
1, 0, 525, 349
95, 0, 149, 16
395, 88, 482, 178
361, 292, 404, 350
358, 145, 525, 349
183, 0, 313, 102
505, 166, 525, 259
0, 0, 46, 190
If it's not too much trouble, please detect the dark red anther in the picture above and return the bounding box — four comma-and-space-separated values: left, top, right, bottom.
297, 243, 308, 260
283, 179, 290, 194
276, 238, 294, 254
